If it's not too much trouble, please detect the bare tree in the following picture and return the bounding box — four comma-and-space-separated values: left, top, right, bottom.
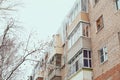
0, 19, 49, 80
0, 0, 49, 80
0, 18, 21, 80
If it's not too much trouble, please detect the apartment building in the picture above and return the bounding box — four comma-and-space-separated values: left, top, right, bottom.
89, 0, 120, 80
38, 0, 120, 80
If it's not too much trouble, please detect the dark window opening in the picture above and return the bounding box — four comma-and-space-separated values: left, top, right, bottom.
84, 50, 88, 58
84, 59, 88, 67
75, 61, 79, 71
96, 15, 104, 32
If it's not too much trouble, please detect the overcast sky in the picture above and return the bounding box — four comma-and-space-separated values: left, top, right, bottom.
17, 0, 76, 40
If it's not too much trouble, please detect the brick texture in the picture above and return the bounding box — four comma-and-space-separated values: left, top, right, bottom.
95, 64, 120, 80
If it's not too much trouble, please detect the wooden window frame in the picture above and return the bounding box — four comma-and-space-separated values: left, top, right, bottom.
96, 15, 104, 33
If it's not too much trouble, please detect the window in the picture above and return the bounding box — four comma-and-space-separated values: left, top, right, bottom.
75, 61, 79, 71
99, 47, 108, 63
56, 54, 61, 66
68, 22, 89, 49
81, 0, 88, 12
83, 50, 92, 67
83, 26, 89, 37
68, 50, 91, 77
96, 15, 104, 32
116, 0, 120, 10
95, 0, 99, 4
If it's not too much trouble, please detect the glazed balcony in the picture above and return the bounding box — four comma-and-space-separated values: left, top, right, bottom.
48, 34, 63, 62
48, 68, 61, 80
67, 36, 91, 61
67, 12, 89, 36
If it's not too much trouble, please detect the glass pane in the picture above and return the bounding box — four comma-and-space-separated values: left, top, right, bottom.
79, 54, 83, 68
84, 50, 88, 58
100, 49, 104, 56
117, 0, 120, 9
105, 52, 108, 61
81, 0, 88, 12
89, 60, 92, 67
76, 61, 79, 71
100, 56, 104, 63
84, 59, 88, 67
56, 54, 61, 66
89, 51, 91, 58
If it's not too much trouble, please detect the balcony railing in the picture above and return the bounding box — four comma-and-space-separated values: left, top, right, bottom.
48, 67, 61, 80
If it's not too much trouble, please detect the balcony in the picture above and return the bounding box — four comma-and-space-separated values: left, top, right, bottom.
68, 68, 92, 80
48, 34, 63, 62
67, 12, 89, 36
67, 36, 91, 61
48, 67, 61, 80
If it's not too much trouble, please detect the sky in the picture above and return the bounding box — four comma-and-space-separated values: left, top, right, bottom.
15, 0, 76, 79
17, 0, 76, 40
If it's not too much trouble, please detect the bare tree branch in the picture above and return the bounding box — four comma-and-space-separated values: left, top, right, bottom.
5, 32, 49, 80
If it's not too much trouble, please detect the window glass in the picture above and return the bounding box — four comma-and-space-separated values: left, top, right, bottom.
56, 54, 61, 66
84, 50, 88, 58
75, 61, 79, 71
68, 50, 91, 77
89, 51, 91, 58
116, 0, 120, 10
96, 15, 104, 32
89, 60, 92, 67
100, 55, 104, 63
84, 59, 88, 67
99, 47, 108, 63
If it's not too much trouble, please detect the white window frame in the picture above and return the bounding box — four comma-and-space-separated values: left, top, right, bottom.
83, 50, 92, 68
99, 47, 108, 63
116, 0, 120, 10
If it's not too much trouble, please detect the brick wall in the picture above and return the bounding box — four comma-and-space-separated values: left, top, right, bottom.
89, 0, 120, 79
95, 64, 120, 80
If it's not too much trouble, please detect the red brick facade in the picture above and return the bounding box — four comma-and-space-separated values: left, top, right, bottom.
95, 64, 120, 80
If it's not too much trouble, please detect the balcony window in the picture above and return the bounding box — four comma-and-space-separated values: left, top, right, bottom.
56, 54, 61, 66
83, 25, 89, 37
116, 0, 120, 10
68, 50, 91, 77
81, 0, 88, 12
68, 22, 89, 49
68, 0, 88, 26
83, 50, 92, 68
99, 47, 108, 63
96, 15, 104, 32
75, 61, 79, 71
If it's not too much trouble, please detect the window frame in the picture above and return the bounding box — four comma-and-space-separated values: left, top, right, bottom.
96, 15, 104, 33
83, 50, 92, 68
116, 0, 120, 10
99, 47, 108, 63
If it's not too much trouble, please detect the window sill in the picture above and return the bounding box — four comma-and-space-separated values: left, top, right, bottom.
100, 59, 108, 65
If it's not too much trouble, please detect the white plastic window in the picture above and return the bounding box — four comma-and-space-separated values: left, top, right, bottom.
99, 47, 108, 63
116, 0, 120, 10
